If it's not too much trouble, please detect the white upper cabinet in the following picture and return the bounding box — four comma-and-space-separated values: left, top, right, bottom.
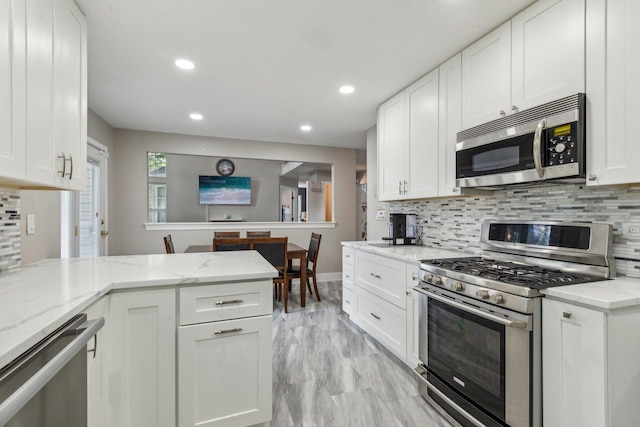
378, 69, 439, 201
461, 22, 511, 129
0, 0, 26, 179
438, 53, 462, 197
586, 0, 640, 186
511, 0, 585, 112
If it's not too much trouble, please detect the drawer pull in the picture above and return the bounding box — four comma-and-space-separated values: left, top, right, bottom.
345, 274, 351, 279
345, 299, 350, 304
370, 312, 381, 320
412, 273, 418, 281
214, 328, 243, 335
562, 311, 572, 319
215, 299, 244, 305
370, 273, 382, 279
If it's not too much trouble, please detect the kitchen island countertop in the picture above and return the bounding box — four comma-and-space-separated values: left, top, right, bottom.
0, 251, 277, 369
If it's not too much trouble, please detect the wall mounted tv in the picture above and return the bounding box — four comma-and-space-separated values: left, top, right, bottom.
198, 176, 251, 205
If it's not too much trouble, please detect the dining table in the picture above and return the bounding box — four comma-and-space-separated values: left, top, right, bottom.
185, 242, 309, 307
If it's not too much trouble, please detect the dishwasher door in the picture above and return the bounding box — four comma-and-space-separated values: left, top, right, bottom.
0, 314, 104, 427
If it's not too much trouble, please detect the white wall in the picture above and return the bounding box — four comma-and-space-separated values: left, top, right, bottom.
110, 129, 357, 274
366, 126, 390, 240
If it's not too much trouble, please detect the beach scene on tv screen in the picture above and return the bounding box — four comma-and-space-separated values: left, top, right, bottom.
199, 176, 251, 205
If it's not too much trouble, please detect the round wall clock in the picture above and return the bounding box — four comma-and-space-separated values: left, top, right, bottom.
216, 159, 235, 176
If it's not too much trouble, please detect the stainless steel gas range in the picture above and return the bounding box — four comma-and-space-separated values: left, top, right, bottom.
414, 220, 614, 427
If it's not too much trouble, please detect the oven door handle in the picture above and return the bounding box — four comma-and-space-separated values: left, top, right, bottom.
418, 288, 528, 329
533, 118, 546, 179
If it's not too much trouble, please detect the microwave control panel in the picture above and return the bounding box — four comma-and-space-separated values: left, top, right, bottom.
546, 122, 578, 166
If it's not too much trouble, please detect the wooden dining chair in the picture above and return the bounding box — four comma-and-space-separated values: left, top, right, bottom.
289, 233, 322, 301
246, 230, 271, 238
214, 231, 240, 238
164, 235, 175, 254
212, 237, 251, 252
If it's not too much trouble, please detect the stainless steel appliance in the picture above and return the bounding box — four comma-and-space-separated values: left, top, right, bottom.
383, 213, 418, 245
456, 93, 586, 188
415, 220, 614, 427
0, 314, 104, 426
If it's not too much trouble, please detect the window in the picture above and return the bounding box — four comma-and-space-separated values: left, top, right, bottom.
148, 153, 167, 223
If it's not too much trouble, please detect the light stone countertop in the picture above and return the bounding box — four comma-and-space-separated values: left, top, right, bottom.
0, 251, 278, 368
343, 241, 640, 311
341, 241, 470, 263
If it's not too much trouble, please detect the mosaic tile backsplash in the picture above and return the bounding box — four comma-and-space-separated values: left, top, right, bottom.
388, 183, 640, 278
0, 188, 21, 271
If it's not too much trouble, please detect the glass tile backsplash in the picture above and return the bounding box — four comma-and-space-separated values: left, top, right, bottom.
0, 187, 21, 271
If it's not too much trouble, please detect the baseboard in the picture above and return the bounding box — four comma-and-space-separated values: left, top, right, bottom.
289, 272, 341, 284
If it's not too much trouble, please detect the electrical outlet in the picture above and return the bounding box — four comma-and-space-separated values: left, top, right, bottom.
622, 223, 640, 236
27, 214, 35, 235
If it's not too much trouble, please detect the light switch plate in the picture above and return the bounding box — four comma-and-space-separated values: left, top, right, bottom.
27, 214, 35, 235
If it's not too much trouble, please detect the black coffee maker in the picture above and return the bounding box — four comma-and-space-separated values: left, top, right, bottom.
383, 213, 417, 245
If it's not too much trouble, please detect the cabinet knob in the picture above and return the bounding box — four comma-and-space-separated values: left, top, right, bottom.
562, 311, 572, 319
511, 105, 519, 113
500, 110, 507, 117
412, 273, 418, 281
588, 174, 597, 181
100, 230, 109, 237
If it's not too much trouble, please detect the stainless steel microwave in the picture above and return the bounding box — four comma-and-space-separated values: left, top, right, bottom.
456, 93, 586, 188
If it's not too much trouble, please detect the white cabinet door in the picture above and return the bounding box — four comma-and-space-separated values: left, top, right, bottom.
25, 0, 59, 186
438, 53, 462, 196
178, 315, 272, 427
0, 0, 25, 179
85, 295, 109, 427
511, 0, 585, 112
107, 289, 176, 427
542, 299, 606, 427
405, 68, 439, 199
377, 92, 406, 201
356, 288, 406, 359
586, 0, 640, 186
54, 0, 86, 190
462, 22, 511, 129
405, 264, 420, 368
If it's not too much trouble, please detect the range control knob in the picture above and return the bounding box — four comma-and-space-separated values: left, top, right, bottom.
426, 274, 434, 283
452, 282, 464, 292
475, 289, 490, 300
493, 294, 505, 304
432, 276, 444, 286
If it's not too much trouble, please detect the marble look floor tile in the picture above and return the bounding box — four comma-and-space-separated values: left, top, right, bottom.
284, 380, 339, 427
386, 395, 453, 427
331, 388, 405, 427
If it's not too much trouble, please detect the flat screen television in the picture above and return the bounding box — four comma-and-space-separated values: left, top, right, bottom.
198, 176, 251, 205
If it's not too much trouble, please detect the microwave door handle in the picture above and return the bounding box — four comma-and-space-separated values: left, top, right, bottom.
533, 119, 546, 179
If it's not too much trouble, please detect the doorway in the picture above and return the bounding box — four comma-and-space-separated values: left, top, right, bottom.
61, 138, 109, 258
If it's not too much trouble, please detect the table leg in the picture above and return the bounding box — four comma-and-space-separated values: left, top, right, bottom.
300, 253, 307, 307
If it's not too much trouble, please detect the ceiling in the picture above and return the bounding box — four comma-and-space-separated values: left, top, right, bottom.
77, 0, 536, 151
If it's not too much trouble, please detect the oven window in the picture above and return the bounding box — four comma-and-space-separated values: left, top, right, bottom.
428, 297, 506, 419
457, 132, 536, 178
472, 146, 519, 172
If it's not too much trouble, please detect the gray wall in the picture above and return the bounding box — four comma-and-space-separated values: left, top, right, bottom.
166, 154, 281, 222
110, 128, 358, 274
20, 109, 117, 264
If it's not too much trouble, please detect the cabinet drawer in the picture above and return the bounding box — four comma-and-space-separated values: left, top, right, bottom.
356, 289, 406, 358
179, 281, 272, 325
356, 251, 407, 309
343, 246, 355, 265
343, 263, 355, 291
342, 286, 356, 316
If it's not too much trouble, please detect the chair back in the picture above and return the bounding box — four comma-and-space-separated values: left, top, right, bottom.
307, 233, 321, 269
214, 231, 240, 238
246, 230, 271, 238
253, 237, 288, 271
212, 238, 250, 252
164, 235, 175, 254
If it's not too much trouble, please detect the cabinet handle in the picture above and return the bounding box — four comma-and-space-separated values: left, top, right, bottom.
370, 312, 381, 320
345, 254, 351, 258
370, 272, 382, 279
399, 181, 402, 195
500, 110, 506, 117
57, 153, 67, 177
215, 299, 244, 305
345, 274, 351, 279
87, 334, 98, 359
511, 105, 519, 113
588, 174, 597, 181
214, 328, 243, 335
562, 311, 572, 319
404, 180, 408, 194
345, 299, 350, 304
406, 291, 411, 296
412, 273, 418, 281
67, 155, 73, 179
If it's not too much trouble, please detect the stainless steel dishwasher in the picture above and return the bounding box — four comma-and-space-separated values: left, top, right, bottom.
0, 314, 104, 427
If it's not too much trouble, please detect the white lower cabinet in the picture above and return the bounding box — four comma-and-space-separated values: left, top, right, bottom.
356, 288, 406, 359
85, 295, 109, 427
178, 316, 272, 427
405, 265, 421, 368
543, 297, 640, 426
106, 289, 176, 427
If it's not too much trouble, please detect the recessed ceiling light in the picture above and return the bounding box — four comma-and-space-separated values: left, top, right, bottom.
175, 59, 195, 70
190, 113, 203, 120
300, 125, 312, 132
339, 85, 355, 94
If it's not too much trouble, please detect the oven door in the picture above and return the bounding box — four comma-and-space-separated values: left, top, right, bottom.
416, 285, 533, 427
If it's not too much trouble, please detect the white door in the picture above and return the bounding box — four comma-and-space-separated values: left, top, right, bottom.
61, 138, 108, 258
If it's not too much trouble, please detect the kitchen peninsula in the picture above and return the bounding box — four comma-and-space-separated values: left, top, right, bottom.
0, 251, 277, 427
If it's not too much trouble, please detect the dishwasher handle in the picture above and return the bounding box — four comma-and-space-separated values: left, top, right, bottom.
0, 317, 105, 425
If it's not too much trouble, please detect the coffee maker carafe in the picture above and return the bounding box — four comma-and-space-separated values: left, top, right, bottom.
384, 213, 417, 245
